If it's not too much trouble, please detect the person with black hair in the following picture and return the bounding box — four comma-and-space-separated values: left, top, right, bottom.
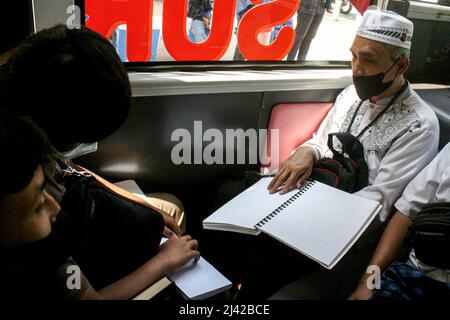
0, 112, 66, 299
0, 24, 130, 148
0, 25, 200, 291
188, 0, 213, 43
0, 113, 59, 248
0, 24, 185, 237
0, 112, 200, 299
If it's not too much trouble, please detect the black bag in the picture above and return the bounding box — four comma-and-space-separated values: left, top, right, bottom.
310, 132, 369, 193
408, 203, 450, 269
58, 166, 165, 288
311, 83, 409, 193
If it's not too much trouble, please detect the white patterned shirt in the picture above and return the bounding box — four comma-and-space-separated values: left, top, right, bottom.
302, 83, 439, 221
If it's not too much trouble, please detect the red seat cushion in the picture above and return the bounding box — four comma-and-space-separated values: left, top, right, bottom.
261, 103, 334, 172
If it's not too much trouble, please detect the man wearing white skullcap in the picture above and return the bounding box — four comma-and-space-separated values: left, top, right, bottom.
357, 9, 413, 49
267, 9, 440, 299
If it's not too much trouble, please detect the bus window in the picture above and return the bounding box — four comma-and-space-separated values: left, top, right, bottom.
82, 0, 364, 63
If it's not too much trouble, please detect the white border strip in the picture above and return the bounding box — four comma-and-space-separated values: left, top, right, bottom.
31, 0, 37, 33
129, 69, 352, 97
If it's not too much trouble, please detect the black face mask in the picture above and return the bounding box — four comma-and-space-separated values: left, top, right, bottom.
353, 60, 399, 101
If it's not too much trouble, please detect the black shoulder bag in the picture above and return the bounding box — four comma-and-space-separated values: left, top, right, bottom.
408, 202, 450, 269
310, 82, 408, 193
310, 131, 368, 193
57, 164, 165, 289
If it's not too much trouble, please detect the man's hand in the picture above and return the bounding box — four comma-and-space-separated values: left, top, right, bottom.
268, 147, 315, 194
161, 212, 182, 237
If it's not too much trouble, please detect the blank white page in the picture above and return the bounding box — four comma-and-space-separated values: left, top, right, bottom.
160, 237, 232, 300
169, 257, 232, 300
203, 177, 296, 230
260, 181, 380, 268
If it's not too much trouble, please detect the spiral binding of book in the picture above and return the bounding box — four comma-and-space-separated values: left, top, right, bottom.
254, 181, 316, 229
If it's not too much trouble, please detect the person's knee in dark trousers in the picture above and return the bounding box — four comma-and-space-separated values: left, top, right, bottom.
202, 228, 316, 300
235, 233, 317, 300
202, 231, 315, 300
269, 223, 385, 300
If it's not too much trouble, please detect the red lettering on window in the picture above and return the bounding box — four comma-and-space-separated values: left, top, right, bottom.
85, 0, 307, 62
85, 0, 153, 61
238, 0, 301, 60
162, 0, 236, 61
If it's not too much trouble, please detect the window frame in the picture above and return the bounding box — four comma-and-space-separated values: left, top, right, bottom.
76, 0, 355, 72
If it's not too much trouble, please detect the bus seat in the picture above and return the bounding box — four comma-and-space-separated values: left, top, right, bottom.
261, 102, 334, 173
415, 87, 450, 151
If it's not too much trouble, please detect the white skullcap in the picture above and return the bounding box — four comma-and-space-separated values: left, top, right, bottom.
357, 9, 414, 49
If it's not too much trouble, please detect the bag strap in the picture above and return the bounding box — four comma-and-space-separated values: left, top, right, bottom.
346, 81, 409, 139
420, 202, 450, 211
70, 164, 171, 220
416, 203, 450, 220
408, 202, 450, 242
346, 100, 364, 135
328, 132, 369, 180
58, 160, 172, 225
327, 132, 365, 161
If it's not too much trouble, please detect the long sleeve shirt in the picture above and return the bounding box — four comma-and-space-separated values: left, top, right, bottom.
301, 84, 439, 221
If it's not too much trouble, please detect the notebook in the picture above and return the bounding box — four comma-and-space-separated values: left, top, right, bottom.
168, 256, 232, 300
160, 237, 232, 300
203, 177, 382, 269
115, 180, 232, 300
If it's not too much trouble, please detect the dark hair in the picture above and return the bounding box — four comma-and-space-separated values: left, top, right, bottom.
0, 25, 131, 146
0, 112, 55, 198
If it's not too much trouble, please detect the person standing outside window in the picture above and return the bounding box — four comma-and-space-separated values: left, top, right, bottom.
188, 0, 213, 43
234, 0, 254, 60
287, 0, 326, 61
